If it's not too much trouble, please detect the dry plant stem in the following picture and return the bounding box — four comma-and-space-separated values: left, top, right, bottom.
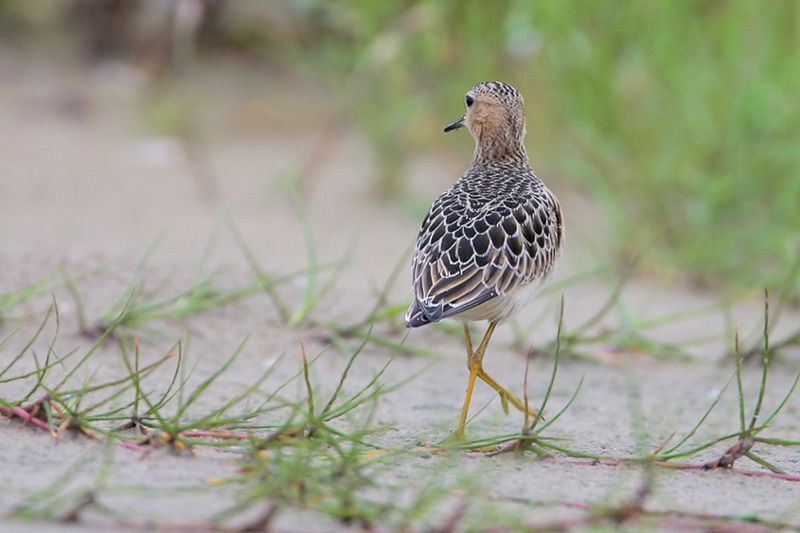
704, 436, 754, 469
527, 495, 799, 531
565, 457, 800, 482
118, 441, 148, 453
181, 429, 251, 440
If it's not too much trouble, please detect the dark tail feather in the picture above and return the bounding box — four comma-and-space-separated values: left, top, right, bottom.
406, 311, 431, 328
405, 300, 436, 328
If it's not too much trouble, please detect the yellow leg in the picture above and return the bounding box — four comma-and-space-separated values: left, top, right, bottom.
462, 323, 474, 358
477, 368, 537, 417
453, 322, 484, 438
453, 359, 479, 440
453, 322, 537, 438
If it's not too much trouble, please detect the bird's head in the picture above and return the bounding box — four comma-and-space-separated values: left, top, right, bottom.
444, 81, 527, 163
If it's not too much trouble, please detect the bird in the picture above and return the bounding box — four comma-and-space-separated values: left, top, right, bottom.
405, 81, 564, 439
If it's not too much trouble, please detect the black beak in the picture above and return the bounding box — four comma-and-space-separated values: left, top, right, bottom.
443, 115, 465, 133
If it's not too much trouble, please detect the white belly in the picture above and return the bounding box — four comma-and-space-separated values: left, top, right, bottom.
456, 273, 550, 324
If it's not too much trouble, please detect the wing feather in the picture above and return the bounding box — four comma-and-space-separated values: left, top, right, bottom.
406, 180, 563, 327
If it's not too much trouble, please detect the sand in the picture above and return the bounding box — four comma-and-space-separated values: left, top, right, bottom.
1, 51, 799, 531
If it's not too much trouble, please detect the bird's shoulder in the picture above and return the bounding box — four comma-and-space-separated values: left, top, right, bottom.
407, 162, 563, 325
416, 162, 549, 241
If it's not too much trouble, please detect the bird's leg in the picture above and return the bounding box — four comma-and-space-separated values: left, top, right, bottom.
462, 323, 474, 358
472, 323, 538, 419
453, 360, 479, 440
453, 323, 480, 439
477, 368, 538, 418
454, 322, 500, 436
454, 322, 537, 439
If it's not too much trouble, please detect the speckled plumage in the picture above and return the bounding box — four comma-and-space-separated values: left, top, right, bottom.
404, 81, 564, 437
405, 81, 564, 328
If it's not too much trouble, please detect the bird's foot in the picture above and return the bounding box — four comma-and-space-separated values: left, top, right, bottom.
476, 369, 539, 419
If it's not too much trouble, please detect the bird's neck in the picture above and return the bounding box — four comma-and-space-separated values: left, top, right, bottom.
471, 125, 528, 165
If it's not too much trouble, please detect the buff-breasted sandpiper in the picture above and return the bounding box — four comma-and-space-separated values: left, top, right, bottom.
405, 81, 564, 438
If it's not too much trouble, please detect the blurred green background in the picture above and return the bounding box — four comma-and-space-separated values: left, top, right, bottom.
2, 0, 799, 297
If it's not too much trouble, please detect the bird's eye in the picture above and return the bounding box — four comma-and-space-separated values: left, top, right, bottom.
465, 95, 474, 107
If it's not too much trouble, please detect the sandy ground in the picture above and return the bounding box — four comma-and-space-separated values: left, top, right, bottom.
1, 51, 800, 530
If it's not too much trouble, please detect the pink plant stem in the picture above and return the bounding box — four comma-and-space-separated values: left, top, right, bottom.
728, 468, 800, 482
566, 458, 800, 482
4, 406, 151, 454
181, 429, 250, 440
7, 406, 50, 431
119, 440, 148, 453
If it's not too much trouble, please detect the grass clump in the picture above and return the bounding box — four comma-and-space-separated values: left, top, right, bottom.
0, 271, 62, 326
451, 292, 800, 481
1, 247, 799, 530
